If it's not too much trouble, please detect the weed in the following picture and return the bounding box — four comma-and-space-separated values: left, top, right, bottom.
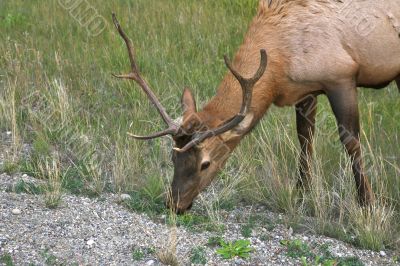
131, 246, 155, 261
349, 202, 394, 251
167, 213, 222, 233
280, 239, 313, 259
122, 190, 165, 217
190, 246, 207, 265
156, 224, 179, 266
38, 158, 63, 209
40, 249, 59, 265
241, 223, 253, 238
131, 248, 144, 261
259, 234, 270, 241
281, 241, 364, 266
216, 239, 253, 259
6, 179, 43, 194
2, 13, 27, 28
0, 253, 14, 266
131, 249, 145, 261
207, 236, 223, 247
336, 256, 364, 266
1, 160, 19, 174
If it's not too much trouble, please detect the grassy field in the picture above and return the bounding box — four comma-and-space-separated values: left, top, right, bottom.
1, 0, 399, 254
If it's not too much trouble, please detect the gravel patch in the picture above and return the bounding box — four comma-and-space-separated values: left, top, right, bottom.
0, 134, 398, 265
0, 173, 398, 265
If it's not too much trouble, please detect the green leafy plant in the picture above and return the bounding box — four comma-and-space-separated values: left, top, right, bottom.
280, 239, 313, 259
216, 239, 253, 259
190, 246, 207, 265
132, 248, 145, 261
131, 246, 155, 261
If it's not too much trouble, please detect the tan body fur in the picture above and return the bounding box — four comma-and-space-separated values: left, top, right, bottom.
115, 1, 400, 212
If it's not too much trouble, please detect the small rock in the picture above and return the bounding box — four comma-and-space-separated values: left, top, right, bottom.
22, 174, 28, 178
303, 236, 309, 241
145, 260, 156, 265
87, 239, 95, 246
379, 250, 386, 257
235, 258, 246, 265
11, 208, 22, 215
120, 194, 131, 201
6, 131, 11, 135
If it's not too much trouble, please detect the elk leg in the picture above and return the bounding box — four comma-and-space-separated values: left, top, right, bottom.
327, 87, 374, 206
396, 77, 400, 92
295, 95, 317, 189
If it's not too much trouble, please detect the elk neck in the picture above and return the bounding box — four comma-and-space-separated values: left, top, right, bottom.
199, 22, 283, 138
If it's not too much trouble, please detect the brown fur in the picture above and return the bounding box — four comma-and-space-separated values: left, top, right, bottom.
167, 0, 400, 212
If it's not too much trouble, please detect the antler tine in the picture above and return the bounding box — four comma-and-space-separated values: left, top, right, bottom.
174, 50, 268, 153
112, 13, 180, 138
127, 127, 178, 140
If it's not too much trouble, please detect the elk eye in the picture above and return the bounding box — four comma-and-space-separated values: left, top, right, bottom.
200, 161, 211, 171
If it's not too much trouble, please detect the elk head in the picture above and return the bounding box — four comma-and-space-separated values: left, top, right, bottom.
112, 14, 267, 213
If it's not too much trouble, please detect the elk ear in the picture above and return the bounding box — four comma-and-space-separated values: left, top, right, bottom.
181, 88, 197, 117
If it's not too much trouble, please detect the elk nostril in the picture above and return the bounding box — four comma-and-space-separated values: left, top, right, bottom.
201, 161, 211, 171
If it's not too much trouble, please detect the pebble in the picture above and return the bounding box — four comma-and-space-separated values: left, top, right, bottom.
235, 258, 246, 265
379, 250, 386, 257
0, 173, 397, 265
119, 194, 131, 201
11, 208, 22, 215
303, 236, 309, 241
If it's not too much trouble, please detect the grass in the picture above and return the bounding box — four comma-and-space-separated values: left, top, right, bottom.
0, 253, 14, 266
0, 0, 399, 255
6, 179, 43, 194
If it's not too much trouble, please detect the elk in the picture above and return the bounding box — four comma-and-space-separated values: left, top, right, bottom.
112, 0, 400, 213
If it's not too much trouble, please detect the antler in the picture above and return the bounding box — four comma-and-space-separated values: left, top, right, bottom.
112, 13, 181, 139
174, 49, 268, 152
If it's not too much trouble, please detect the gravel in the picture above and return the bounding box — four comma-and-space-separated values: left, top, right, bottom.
1, 174, 398, 265
0, 136, 399, 265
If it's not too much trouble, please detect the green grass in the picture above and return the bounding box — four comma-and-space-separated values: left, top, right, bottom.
0, 253, 14, 266
6, 179, 44, 194
0, 0, 399, 254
